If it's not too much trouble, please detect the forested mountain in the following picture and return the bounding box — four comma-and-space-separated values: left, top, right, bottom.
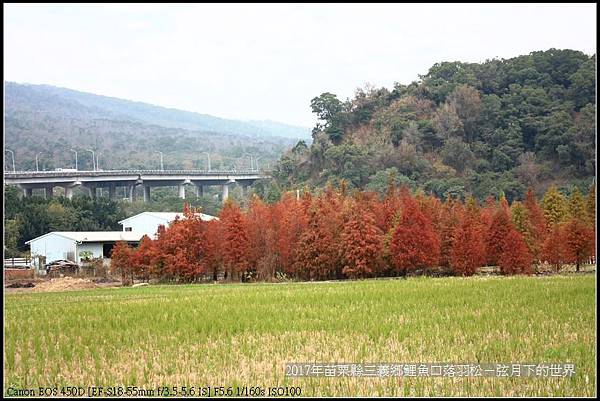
273, 49, 596, 201
6, 82, 311, 139
5, 82, 309, 172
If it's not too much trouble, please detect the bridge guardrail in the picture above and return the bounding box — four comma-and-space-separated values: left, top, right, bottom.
4, 169, 266, 177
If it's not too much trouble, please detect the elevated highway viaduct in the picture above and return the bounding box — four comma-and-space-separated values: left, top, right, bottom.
4, 170, 265, 203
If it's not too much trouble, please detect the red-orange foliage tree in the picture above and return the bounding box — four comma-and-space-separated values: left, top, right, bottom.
110, 240, 134, 285
485, 206, 513, 266
541, 224, 565, 272
389, 195, 440, 274
220, 200, 250, 281
438, 197, 463, 269
295, 196, 342, 280
374, 183, 402, 233
498, 229, 533, 275
169, 205, 210, 281
149, 224, 169, 279
478, 196, 495, 246
563, 218, 595, 272
130, 235, 155, 281
340, 200, 384, 279
204, 219, 224, 281
524, 188, 548, 260
151, 219, 182, 281
450, 209, 486, 276
246, 196, 279, 280
273, 192, 310, 277
417, 192, 443, 230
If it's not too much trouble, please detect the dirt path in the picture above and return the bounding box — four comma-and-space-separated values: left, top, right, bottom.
5, 276, 122, 293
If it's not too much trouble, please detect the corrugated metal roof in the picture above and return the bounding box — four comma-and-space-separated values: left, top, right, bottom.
118, 211, 218, 224
26, 231, 145, 244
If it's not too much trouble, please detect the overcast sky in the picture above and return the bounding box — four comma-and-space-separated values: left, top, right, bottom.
4, 3, 596, 127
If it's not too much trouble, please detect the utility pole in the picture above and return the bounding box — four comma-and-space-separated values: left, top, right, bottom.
96, 153, 102, 170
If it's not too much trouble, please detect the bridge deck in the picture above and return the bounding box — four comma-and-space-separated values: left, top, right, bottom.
5, 169, 262, 178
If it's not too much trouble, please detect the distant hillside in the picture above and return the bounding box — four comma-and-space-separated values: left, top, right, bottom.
274, 49, 596, 201
4, 82, 308, 172
244, 119, 311, 142
5, 82, 311, 140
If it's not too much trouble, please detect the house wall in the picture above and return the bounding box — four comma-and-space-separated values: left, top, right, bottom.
121, 214, 170, 238
76, 243, 105, 262
29, 234, 77, 269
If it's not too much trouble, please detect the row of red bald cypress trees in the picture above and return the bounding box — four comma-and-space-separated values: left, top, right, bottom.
111, 183, 595, 283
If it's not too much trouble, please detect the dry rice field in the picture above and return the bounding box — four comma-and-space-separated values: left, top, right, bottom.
4, 274, 596, 397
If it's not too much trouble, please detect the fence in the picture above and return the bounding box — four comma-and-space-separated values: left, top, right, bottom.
3, 257, 33, 268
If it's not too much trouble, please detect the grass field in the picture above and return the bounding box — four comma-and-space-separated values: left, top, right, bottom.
4, 274, 596, 397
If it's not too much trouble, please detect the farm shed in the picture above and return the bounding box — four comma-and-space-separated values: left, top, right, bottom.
25, 231, 144, 272
118, 211, 218, 239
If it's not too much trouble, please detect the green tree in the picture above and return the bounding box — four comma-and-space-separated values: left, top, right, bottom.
568, 55, 596, 109
4, 218, 22, 257
567, 187, 587, 221
586, 183, 596, 225
440, 137, 474, 174
542, 185, 567, 227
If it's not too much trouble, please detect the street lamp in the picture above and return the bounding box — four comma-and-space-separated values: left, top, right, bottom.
243, 153, 254, 172
35, 152, 43, 172
70, 149, 78, 170
5, 149, 15, 173
254, 156, 263, 172
154, 151, 164, 171
235, 156, 248, 172
204, 152, 211, 172
86, 149, 96, 171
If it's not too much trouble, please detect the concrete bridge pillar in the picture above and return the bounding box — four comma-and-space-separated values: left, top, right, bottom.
195, 185, 204, 198
64, 186, 73, 200
88, 186, 97, 200
222, 184, 229, 203
23, 187, 33, 197
128, 185, 137, 202
108, 184, 116, 200
178, 185, 186, 199
143, 185, 151, 202
45, 186, 54, 199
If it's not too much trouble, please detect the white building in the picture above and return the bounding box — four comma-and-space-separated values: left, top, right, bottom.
118, 212, 218, 239
25, 212, 218, 273
26, 231, 144, 271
